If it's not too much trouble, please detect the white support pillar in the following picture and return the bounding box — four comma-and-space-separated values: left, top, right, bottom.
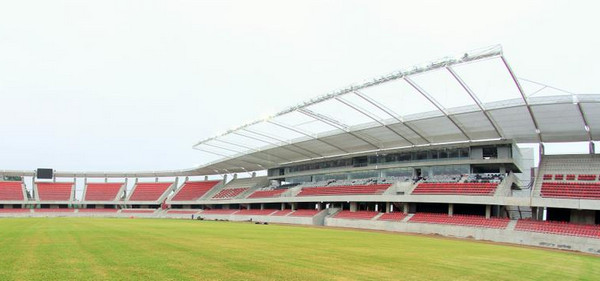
291, 203, 297, 211
485, 205, 492, 219
385, 202, 391, 213
260, 203, 264, 210
349, 202, 357, 212
403, 203, 408, 214
448, 204, 454, 217
281, 203, 285, 211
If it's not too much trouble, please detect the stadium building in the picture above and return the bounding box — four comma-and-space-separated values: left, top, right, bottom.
1, 45, 600, 254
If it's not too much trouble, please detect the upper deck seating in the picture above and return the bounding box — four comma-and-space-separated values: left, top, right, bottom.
171, 181, 220, 201
412, 182, 497, 195
37, 182, 73, 201
540, 182, 600, 200
0, 181, 25, 201
128, 182, 172, 201
378, 212, 407, 221
515, 219, 600, 239
247, 189, 286, 198
297, 184, 391, 197
235, 209, 277, 216
333, 211, 378, 220
409, 213, 509, 229
84, 183, 123, 201
212, 188, 247, 199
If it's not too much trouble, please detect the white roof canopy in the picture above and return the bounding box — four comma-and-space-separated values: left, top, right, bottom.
191, 45, 599, 175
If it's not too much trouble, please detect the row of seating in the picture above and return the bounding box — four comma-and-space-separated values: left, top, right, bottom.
543, 174, 598, 181
333, 210, 379, 220
247, 189, 286, 198
408, 213, 509, 228
515, 219, 600, 238
540, 182, 600, 200
297, 184, 391, 196
0, 181, 25, 201
37, 183, 73, 201
170, 181, 220, 201
412, 182, 497, 196
212, 188, 248, 199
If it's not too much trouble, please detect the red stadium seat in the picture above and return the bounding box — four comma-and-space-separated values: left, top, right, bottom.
0, 181, 25, 201
297, 184, 390, 197
333, 210, 378, 220
515, 219, 600, 239
412, 182, 497, 196
37, 182, 73, 201
128, 182, 172, 201
84, 183, 123, 201
409, 213, 509, 229
171, 181, 220, 201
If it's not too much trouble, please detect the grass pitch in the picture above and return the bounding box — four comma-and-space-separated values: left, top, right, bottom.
0, 218, 598, 280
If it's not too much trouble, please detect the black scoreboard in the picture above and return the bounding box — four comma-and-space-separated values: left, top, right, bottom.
36, 168, 54, 179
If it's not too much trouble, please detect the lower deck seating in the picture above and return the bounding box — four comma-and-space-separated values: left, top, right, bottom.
333, 210, 378, 220
78, 208, 119, 213
288, 209, 320, 217
409, 213, 509, 229
212, 188, 247, 199
412, 182, 497, 196
166, 210, 200, 214
200, 209, 238, 215
34, 209, 75, 213
0, 209, 30, 213
247, 189, 286, 198
271, 209, 293, 216
378, 212, 407, 221
297, 184, 391, 197
235, 209, 277, 216
515, 220, 600, 239
540, 182, 600, 199
0, 181, 25, 201
121, 209, 156, 214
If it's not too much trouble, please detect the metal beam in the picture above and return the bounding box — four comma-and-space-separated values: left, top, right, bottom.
404, 77, 472, 141
576, 101, 593, 141
446, 66, 505, 139
200, 143, 281, 167
234, 130, 319, 159
212, 139, 294, 162
335, 96, 415, 146
500, 56, 543, 142
267, 120, 350, 154
353, 91, 432, 144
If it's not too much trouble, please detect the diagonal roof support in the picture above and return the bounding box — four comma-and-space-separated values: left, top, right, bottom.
212, 139, 293, 162
446, 66, 505, 139
575, 99, 593, 141
234, 130, 320, 159
201, 143, 281, 166
334, 96, 415, 146
267, 120, 350, 154
500, 56, 543, 142
404, 77, 472, 141
353, 91, 432, 144
297, 108, 382, 150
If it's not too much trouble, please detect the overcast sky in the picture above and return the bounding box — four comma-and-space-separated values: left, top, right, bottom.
0, 0, 598, 172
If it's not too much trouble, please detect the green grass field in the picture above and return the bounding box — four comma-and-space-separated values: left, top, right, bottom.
0, 218, 598, 281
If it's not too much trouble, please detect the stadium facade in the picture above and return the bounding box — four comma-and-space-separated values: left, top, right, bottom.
2, 45, 600, 254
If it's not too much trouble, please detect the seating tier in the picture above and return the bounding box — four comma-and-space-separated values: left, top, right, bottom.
0, 181, 24, 201
84, 183, 122, 201
515, 220, 600, 239
540, 182, 600, 200
409, 213, 509, 229
412, 182, 497, 196
235, 209, 277, 216
129, 182, 172, 201
201, 209, 238, 214
37, 183, 73, 201
334, 211, 378, 220
171, 181, 220, 201
297, 184, 390, 197
212, 188, 247, 199
247, 189, 286, 198
378, 212, 407, 221
288, 209, 320, 217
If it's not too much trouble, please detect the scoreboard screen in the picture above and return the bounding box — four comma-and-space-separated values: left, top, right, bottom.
36, 168, 53, 179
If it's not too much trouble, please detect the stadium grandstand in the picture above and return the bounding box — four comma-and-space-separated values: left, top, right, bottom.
1, 45, 600, 254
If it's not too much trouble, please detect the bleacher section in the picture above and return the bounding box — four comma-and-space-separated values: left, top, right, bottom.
515, 220, 600, 239
378, 212, 407, 221
297, 184, 391, 197
0, 209, 30, 213
34, 209, 75, 213
166, 210, 200, 214
411, 182, 497, 196
78, 208, 118, 213
0, 181, 25, 201
235, 209, 277, 216
271, 209, 293, 216
247, 189, 286, 198
128, 182, 172, 202
212, 188, 247, 199
201, 209, 238, 215
288, 209, 320, 217
121, 209, 156, 214
334, 210, 378, 220
409, 213, 509, 229
537, 155, 600, 199
36, 182, 73, 201
84, 183, 123, 201
171, 181, 220, 201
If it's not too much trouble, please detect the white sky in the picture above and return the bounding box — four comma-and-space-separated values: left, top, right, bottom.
0, 0, 599, 172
